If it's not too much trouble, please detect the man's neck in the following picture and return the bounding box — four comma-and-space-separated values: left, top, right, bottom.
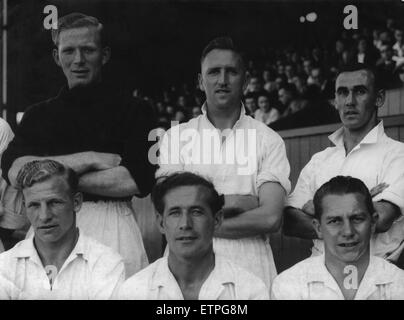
168, 250, 215, 299
324, 250, 370, 300
343, 118, 378, 154
206, 103, 242, 131
34, 227, 79, 272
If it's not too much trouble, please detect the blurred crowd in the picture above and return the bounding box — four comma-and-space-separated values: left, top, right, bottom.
135, 18, 404, 131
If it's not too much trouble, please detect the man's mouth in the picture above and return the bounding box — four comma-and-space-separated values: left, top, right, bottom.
72, 70, 89, 76
338, 241, 359, 248
215, 89, 230, 94
176, 236, 197, 241
344, 110, 359, 116
38, 225, 57, 230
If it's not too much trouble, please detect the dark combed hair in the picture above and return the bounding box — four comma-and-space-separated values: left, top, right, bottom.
313, 176, 375, 220
51, 12, 105, 47
16, 159, 79, 194
152, 172, 224, 216
200, 36, 245, 69
337, 62, 382, 90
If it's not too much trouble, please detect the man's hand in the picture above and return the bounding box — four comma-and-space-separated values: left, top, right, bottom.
302, 200, 315, 217
90, 152, 122, 171
370, 182, 389, 198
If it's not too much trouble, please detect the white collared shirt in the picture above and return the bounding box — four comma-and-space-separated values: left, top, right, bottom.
287, 122, 404, 261
0, 231, 125, 300
271, 255, 404, 300
157, 103, 290, 199
117, 255, 269, 300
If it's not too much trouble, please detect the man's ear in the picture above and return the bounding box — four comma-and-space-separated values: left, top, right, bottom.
155, 212, 165, 235
198, 73, 205, 92
101, 46, 111, 66
213, 209, 224, 231
370, 211, 379, 234
73, 192, 83, 213
53, 48, 61, 67
375, 89, 385, 109
312, 217, 323, 240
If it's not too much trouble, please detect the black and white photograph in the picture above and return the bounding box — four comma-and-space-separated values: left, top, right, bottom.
0, 0, 404, 308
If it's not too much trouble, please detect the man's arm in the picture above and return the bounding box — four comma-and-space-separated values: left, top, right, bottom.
374, 200, 401, 233
214, 182, 285, 239
283, 206, 318, 239
79, 166, 139, 197
8, 152, 121, 187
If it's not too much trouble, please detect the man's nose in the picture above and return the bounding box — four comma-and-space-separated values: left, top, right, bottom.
346, 90, 356, 106
73, 49, 85, 64
38, 204, 52, 221
218, 70, 228, 85
178, 212, 192, 230
341, 220, 355, 237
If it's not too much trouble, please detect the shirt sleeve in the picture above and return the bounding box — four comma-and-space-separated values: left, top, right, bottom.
286, 155, 317, 209
257, 133, 291, 195
270, 274, 301, 300
119, 98, 157, 197
155, 126, 184, 179
373, 143, 404, 212
90, 250, 126, 300
0, 118, 14, 155
1, 104, 54, 184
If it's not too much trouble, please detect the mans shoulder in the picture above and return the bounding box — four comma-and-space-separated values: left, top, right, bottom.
117, 258, 162, 299
274, 256, 321, 283
80, 234, 123, 267
0, 239, 32, 271
217, 256, 269, 299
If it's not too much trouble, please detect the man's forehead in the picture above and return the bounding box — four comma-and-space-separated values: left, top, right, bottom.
336, 70, 373, 88
321, 193, 369, 217
58, 26, 101, 47
164, 185, 210, 207
201, 49, 242, 69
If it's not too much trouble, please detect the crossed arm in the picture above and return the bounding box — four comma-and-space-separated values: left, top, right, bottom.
214, 181, 286, 239
8, 151, 139, 197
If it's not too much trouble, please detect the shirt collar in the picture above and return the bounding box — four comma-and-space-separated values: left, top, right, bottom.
307, 255, 394, 290
151, 254, 235, 297
201, 102, 247, 129
328, 121, 385, 148
12, 229, 88, 264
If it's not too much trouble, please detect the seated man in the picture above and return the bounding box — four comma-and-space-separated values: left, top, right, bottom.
272, 176, 404, 300
0, 160, 124, 299
117, 172, 269, 300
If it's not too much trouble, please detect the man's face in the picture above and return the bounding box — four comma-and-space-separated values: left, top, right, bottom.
157, 185, 222, 261
23, 176, 82, 245
244, 97, 257, 113
303, 60, 312, 75
258, 95, 270, 112
313, 193, 376, 264
395, 29, 403, 43
380, 45, 393, 61
335, 70, 383, 131
53, 27, 110, 89
278, 88, 291, 107
199, 49, 246, 111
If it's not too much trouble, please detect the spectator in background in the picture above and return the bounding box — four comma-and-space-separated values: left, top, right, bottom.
356, 37, 378, 66
244, 92, 258, 116
302, 59, 314, 78
377, 43, 399, 88
393, 28, 404, 60
308, 66, 334, 100
254, 91, 280, 125
277, 83, 308, 119
245, 76, 262, 94
191, 106, 202, 118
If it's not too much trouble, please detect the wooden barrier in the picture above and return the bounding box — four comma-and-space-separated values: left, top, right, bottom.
133, 115, 404, 270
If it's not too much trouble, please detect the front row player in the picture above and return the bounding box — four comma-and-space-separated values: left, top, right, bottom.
272, 176, 404, 300
0, 160, 124, 299
117, 172, 269, 300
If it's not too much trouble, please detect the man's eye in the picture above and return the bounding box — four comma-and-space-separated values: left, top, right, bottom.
353, 217, 365, 223
192, 209, 203, 215
28, 203, 39, 209
62, 48, 74, 54
356, 88, 366, 95
169, 211, 180, 216
328, 219, 339, 224
83, 48, 96, 53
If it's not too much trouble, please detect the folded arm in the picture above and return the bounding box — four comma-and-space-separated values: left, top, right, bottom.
79, 166, 138, 197
215, 182, 285, 239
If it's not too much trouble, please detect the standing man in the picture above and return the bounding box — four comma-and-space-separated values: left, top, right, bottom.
284, 63, 404, 265
0, 160, 124, 299
1, 13, 156, 277
118, 172, 268, 300
273, 176, 404, 300
157, 37, 291, 288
